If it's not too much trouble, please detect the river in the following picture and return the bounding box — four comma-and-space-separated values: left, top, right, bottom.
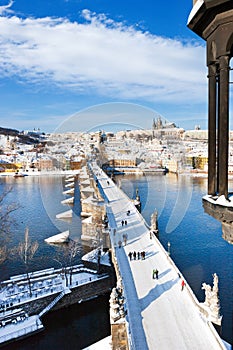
0, 173, 232, 348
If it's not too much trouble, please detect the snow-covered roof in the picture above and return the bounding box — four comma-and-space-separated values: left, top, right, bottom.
187, 0, 204, 24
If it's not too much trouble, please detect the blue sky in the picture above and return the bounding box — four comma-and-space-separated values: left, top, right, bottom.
0, 0, 210, 133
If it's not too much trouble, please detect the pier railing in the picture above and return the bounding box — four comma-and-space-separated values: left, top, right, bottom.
39, 289, 69, 318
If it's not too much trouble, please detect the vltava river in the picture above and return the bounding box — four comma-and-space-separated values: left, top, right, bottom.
0, 173, 232, 347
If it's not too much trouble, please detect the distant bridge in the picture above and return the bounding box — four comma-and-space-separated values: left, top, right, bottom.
90, 162, 227, 350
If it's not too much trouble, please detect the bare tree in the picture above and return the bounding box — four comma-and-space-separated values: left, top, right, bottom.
66, 240, 81, 286
0, 186, 20, 264
0, 247, 7, 265
55, 240, 81, 287
16, 227, 39, 296
0, 186, 20, 235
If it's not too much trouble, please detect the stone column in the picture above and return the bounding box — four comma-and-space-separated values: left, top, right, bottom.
218, 55, 229, 198
208, 63, 217, 195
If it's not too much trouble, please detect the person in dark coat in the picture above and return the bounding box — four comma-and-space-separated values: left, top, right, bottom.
123, 234, 128, 246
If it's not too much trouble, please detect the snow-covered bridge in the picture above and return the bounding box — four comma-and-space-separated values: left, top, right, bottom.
89, 162, 227, 350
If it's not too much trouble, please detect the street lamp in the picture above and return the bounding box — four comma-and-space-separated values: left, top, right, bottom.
167, 241, 171, 256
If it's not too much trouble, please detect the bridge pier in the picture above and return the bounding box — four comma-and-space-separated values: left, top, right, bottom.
111, 323, 129, 350
203, 197, 233, 244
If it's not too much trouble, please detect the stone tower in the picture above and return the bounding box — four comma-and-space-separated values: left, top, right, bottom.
188, 1, 233, 244
188, 0, 233, 198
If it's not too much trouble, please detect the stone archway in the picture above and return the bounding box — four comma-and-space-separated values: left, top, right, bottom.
188, 1, 233, 244
188, 0, 233, 198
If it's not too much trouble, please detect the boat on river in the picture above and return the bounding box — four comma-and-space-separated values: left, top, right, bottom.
14, 171, 28, 178
44, 230, 70, 244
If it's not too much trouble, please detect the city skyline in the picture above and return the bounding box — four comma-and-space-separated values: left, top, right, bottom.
0, 1, 211, 133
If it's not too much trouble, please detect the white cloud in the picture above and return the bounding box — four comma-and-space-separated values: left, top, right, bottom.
0, 1, 13, 15
0, 8, 207, 104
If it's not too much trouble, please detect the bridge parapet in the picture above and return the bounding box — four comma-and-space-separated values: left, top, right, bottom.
109, 248, 129, 350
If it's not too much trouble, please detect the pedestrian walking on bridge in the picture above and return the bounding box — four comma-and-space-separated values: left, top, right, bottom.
123, 233, 128, 246
152, 268, 159, 279
181, 279, 186, 291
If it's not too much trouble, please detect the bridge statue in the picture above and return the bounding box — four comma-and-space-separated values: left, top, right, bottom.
150, 210, 159, 236
202, 273, 222, 326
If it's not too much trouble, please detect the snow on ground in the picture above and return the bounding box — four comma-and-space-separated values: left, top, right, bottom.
0, 265, 106, 345
0, 266, 102, 317
0, 315, 43, 344
91, 163, 227, 350
203, 194, 233, 207
82, 249, 111, 267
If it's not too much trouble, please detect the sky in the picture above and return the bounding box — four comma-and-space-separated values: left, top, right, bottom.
0, 0, 214, 133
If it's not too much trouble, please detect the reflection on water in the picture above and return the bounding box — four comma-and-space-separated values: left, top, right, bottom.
0, 175, 83, 279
